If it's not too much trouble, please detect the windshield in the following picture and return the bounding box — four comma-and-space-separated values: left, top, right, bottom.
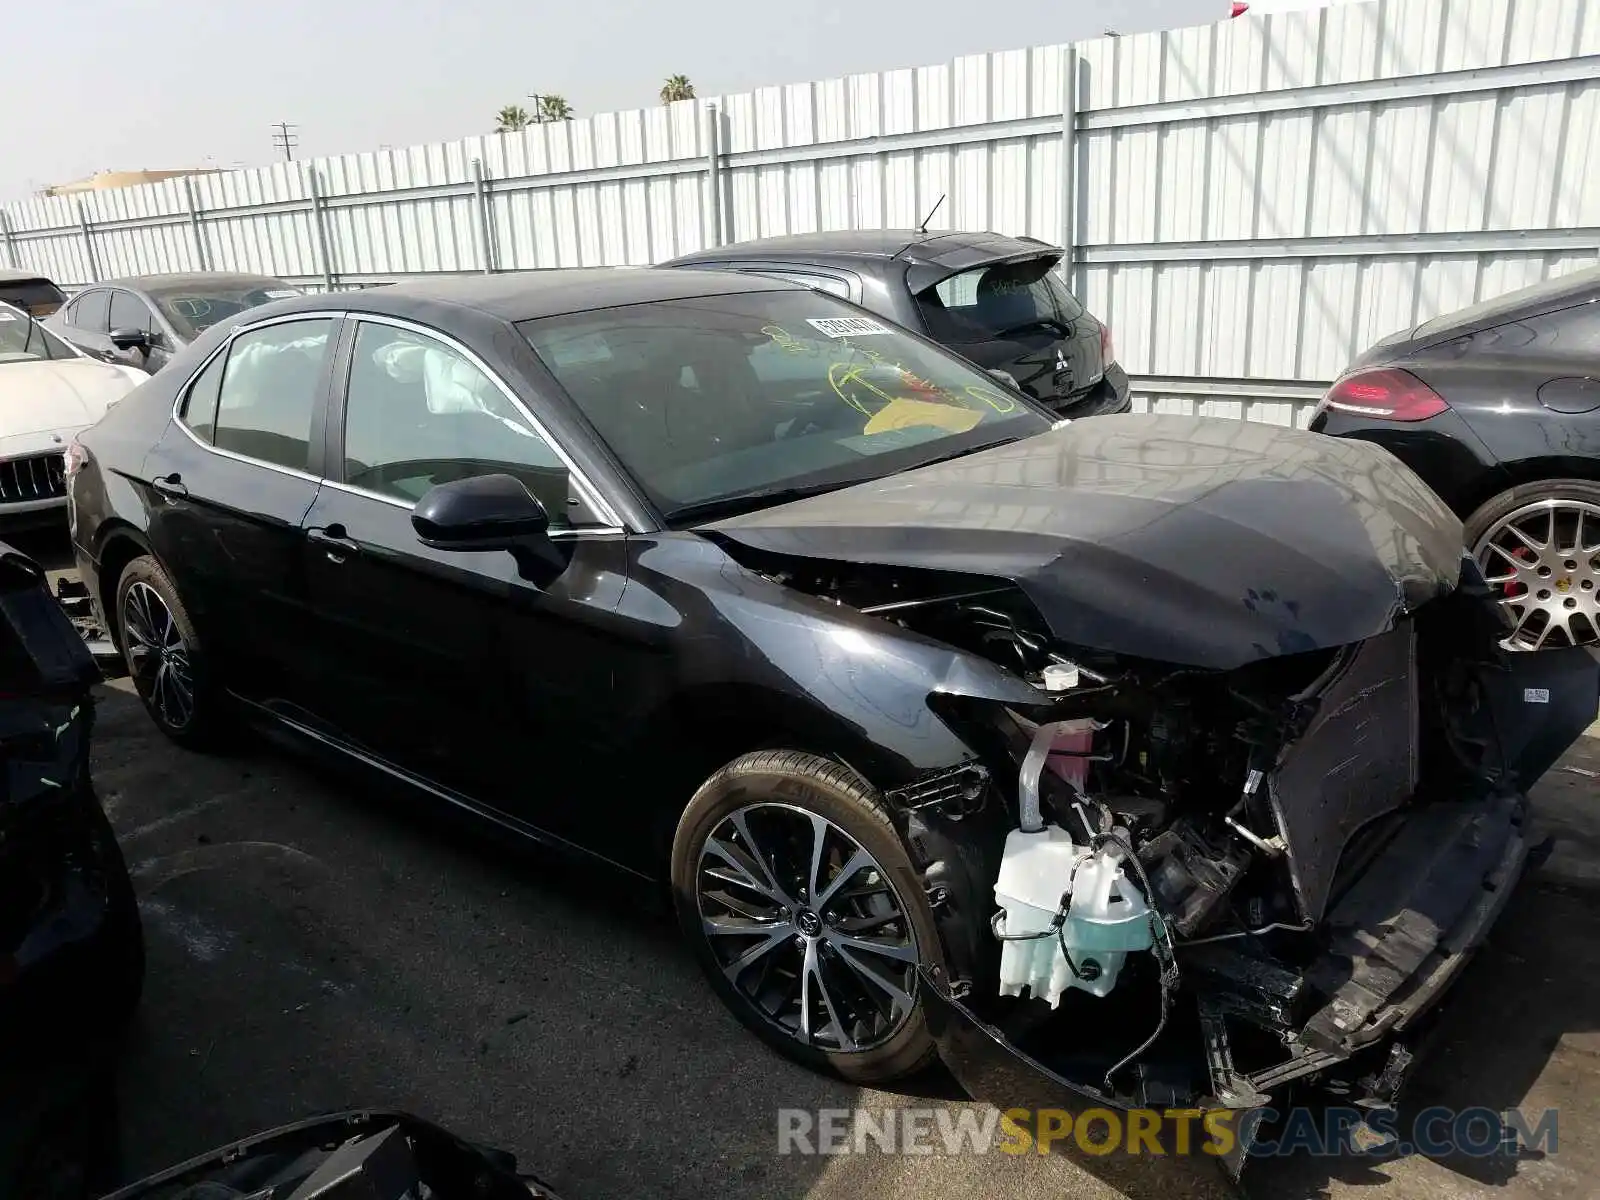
154, 280, 303, 338
519, 290, 1052, 520
916, 255, 1084, 345
0, 303, 78, 363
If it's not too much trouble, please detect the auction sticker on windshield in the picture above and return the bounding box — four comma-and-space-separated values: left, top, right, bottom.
806, 316, 893, 338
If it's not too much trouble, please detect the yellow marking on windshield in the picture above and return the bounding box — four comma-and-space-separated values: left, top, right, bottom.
763, 325, 815, 355
863, 397, 984, 436
827, 361, 889, 416
964, 385, 1019, 413
763, 324, 997, 426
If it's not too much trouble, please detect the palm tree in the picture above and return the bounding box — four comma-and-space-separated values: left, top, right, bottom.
660, 74, 695, 104
534, 94, 574, 123
494, 104, 532, 133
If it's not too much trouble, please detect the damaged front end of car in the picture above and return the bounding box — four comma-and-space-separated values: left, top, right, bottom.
705, 419, 1600, 1179
817, 559, 1592, 1175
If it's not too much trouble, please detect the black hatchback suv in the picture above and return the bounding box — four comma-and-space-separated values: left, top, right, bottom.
666, 230, 1130, 420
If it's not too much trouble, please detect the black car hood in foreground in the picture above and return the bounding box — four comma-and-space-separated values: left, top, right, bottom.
710, 414, 1467, 669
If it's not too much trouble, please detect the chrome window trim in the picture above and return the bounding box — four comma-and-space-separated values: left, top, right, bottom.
168, 307, 630, 534
344, 312, 626, 530
169, 310, 347, 485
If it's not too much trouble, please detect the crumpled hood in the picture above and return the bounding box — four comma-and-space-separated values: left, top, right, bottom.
0, 357, 139, 438
709, 414, 1467, 669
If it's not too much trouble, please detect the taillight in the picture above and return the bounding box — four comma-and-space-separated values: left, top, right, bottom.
1231, 2, 1249, 15
1100, 325, 1116, 367
1318, 368, 1448, 422
63, 437, 88, 480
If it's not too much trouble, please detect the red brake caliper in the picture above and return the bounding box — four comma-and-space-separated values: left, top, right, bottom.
1504, 547, 1534, 598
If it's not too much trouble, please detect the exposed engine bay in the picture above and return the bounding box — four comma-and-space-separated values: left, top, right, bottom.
737, 543, 1600, 1158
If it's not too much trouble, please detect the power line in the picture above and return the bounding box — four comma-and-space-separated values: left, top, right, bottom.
271, 122, 299, 162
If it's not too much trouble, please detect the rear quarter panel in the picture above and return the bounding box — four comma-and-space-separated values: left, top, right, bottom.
1405, 356, 1600, 511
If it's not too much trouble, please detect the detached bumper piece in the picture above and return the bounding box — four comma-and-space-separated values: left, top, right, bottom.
101, 1111, 562, 1200
1300, 791, 1527, 1054
921, 972, 1256, 1188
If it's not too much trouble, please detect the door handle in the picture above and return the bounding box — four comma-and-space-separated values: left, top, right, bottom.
151, 473, 187, 500
307, 525, 361, 561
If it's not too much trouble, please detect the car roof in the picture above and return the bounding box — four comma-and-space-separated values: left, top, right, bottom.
0, 268, 58, 284
665, 229, 1062, 290
250, 267, 800, 325
105, 271, 292, 295
1412, 263, 1600, 343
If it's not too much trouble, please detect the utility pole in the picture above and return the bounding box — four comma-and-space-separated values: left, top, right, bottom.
271, 122, 299, 161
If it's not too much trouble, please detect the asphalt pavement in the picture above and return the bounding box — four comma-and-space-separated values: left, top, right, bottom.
13, 531, 1599, 1200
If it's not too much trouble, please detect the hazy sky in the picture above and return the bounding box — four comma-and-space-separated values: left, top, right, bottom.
6, 0, 1216, 201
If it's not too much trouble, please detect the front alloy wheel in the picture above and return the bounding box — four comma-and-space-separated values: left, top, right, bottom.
696, 802, 919, 1053
122, 580, 195, 729
671, 750, 941, 1082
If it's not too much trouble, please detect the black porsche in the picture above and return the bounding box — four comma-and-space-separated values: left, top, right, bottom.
1312, 264, 1600, 650
64, 269, 1596, 1176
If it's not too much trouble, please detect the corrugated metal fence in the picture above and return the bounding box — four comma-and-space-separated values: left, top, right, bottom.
3, 0, 1596, 426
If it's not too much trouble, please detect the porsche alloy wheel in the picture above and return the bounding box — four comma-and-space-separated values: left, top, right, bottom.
1474, 496, 1600, 650
695, 802, 919, 1053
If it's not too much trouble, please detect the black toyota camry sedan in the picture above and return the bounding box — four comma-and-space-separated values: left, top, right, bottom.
64, 269, 1596, 1175
1312, 265, 1600, 650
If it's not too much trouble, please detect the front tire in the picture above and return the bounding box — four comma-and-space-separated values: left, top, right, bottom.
1466, 479, 1600, 650
670, 750, 942, 1083
114, 556, 224, 748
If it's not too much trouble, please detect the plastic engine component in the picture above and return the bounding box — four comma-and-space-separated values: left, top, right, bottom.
993, 825, 1154, 1004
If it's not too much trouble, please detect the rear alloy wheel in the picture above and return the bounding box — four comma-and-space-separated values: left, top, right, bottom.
123, 581, 193, 727
1468, 480, 1600, 650
115, 556, 224, 747
671, 750, 942, 1083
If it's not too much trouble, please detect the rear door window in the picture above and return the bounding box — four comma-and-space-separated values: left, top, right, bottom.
180, 350, 228, 442
210, 319, 334, 472
916, 257, 1083, 344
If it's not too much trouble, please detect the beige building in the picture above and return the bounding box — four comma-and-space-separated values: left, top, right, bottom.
43, 168, 220, 196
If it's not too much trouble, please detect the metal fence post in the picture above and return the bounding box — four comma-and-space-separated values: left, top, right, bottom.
1059, 45, 1080, 280
183, 175, 210, 271
704, 103, 724, 248
76, 200, 101, 282
0, 211, 15, 269
306, 167, 336, 292
471, 158, 496, 274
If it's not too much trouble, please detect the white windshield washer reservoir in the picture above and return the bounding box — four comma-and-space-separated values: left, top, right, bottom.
994, 826, 1154, 1005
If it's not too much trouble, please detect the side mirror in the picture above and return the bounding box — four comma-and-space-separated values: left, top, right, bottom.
412, 473, 550, 551
986, 368, 1022, 391
108, 327, 149, 352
